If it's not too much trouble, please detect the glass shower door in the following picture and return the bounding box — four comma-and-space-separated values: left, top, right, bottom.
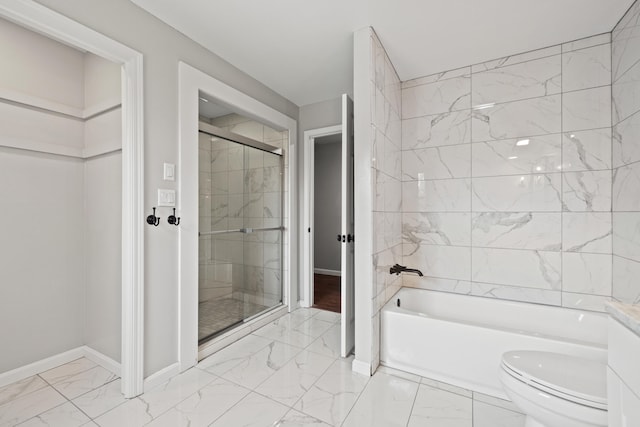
198, 128, 283, 344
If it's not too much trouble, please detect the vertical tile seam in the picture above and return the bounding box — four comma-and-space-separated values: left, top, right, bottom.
610, 26, 616, 302
560, 40, 565, 308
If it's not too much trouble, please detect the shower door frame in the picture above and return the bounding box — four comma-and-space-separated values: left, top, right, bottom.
178, 62, 298, 372
197, 121, 285, 344
0, 0, 145, 397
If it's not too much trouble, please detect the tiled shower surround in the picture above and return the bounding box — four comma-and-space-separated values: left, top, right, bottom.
400, 33, 617, 311
369, 31, 402, 368
199, 113, 288, 313
613, 1, 640, 305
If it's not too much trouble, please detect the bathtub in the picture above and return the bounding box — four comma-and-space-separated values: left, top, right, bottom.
380, 288, 607, 399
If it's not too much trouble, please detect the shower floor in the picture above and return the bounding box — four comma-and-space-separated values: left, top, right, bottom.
198, 297, 269, 342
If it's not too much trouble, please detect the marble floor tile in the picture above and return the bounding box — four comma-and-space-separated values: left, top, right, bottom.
292, 317, 334, 339
287, 308, 321, 326
137, 367, 217, 419
0, 386, 66, 427
255, 349, 335, 406
472, 391, 521, 413
221, 339, 302, 389
472, 400, 526, 427
92, 397, 154, 427
209, 392, 289, 427
71, 379, 127, 419
145, 377, 249, 427
0, 376, 48, 406
40, 358, 97, 385
305, 324, 341, 359
421, 377, 473, 398
17, 401, 90, 427
293, 358, 369, 426
312, 310, 341, 324
342, 372, 419, 427
252, 316, 318, 348
51, 366, 118, 400
408, 384, 473, 427
276, 409, 332, 426
375, 365, 422, 384
197, 334, 273, 375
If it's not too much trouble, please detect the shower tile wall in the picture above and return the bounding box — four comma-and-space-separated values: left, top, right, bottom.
369, 31, 402, 368
199, 113, 287, 308
612, 0, 640, 305
401, 34, 614, 312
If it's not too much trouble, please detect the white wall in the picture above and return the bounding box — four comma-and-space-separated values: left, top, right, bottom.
34, 0, 298, 376
314, 140, 342, 271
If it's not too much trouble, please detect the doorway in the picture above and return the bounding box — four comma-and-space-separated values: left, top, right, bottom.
0, 1, 144, 397
302, 92, 355, 357
178, 62, 297, 371
309, 133, 342, 313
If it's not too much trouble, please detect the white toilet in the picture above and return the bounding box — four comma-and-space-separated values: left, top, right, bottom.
499, 351, 607, 427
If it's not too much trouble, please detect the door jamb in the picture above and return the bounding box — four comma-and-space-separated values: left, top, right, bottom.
301, 125, 342, 308
0, 0, 145, 397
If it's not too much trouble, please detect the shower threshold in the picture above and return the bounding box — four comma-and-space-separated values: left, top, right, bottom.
198, 298, 283, 345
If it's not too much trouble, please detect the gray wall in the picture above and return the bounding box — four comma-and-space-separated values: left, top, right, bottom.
314, 140, 342, 272
34, 0, 298, 376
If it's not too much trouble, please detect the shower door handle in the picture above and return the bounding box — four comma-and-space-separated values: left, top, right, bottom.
337, 234, 346, 242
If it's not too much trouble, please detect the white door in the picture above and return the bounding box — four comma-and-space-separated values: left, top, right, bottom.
340, 94, 355, 357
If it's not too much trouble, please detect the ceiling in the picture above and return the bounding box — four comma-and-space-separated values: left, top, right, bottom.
131, 0, 634, 107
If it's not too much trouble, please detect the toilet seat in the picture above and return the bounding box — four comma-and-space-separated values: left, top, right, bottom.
501, 351, 606, 410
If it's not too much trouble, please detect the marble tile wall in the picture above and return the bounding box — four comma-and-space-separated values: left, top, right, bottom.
200, 113, 287, 309
369, 31, 402, 369
613, 0, 640, 305
401, 33, 615, 312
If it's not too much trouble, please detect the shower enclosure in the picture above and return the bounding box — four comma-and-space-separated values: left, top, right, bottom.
198, 121, 283, 344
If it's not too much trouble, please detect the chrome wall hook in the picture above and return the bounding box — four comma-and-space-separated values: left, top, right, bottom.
146, 207, 160, 226
167, 208, 180, 226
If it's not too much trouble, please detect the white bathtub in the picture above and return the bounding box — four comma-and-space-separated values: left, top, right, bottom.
380, 288, 607, 399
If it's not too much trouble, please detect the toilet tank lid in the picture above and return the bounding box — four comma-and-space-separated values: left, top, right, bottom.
502, 351, 606, 406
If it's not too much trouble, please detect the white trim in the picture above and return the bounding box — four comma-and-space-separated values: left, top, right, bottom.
143, 362, 180, 391
178, 62, 297, 373
0, 0, 145, 398
353, 27, 374, 374
0, 347, 84, 388
352, 359, 372, 377
0, 88, 121, 120
302, 125, 342, 308
0, 346, 121, 388
314, 268, 342, 277
0, 139, 84, 158
83, 347, 121, 377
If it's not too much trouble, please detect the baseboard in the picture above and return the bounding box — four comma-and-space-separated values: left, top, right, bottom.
82, 346, 121, 377
144, 362, 180, 391
352, 358, 372, 377
0, 347, 84, 388
314, 268, 341, 277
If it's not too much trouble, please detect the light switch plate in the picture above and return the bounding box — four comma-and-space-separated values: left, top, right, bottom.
157, 189, 176, 207
163, 163, 175, 181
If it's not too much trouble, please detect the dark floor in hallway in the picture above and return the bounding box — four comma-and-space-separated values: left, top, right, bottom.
313, 274, 341, 313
